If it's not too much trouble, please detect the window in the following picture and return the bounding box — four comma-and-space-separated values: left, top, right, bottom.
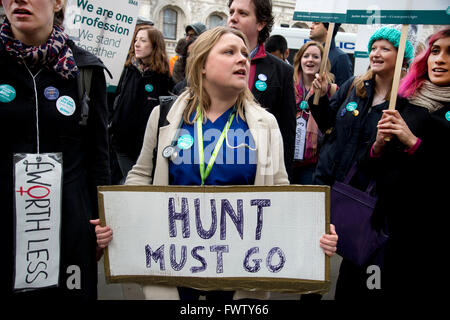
163, 8, 177, 40
208, 14, 225, 29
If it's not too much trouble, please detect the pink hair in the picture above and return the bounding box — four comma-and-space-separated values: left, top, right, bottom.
398, 27, 450, 98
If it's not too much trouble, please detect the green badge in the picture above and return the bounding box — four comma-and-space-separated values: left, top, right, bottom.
0, 84, 16, 103
177, 134, 194, 150
255, 80, 267, 92
145, 84, 154, 92
445, 111, 450, 121
299, 101, 308, 110
346, 102, 358, 112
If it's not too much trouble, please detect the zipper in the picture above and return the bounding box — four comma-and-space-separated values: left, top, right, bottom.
24, 65, 43, 154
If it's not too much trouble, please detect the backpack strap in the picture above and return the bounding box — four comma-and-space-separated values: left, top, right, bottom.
77, 67, 93, 126
151, 95, 178, 179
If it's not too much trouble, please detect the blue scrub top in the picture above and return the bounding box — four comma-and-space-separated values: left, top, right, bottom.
169, 107, 257, 186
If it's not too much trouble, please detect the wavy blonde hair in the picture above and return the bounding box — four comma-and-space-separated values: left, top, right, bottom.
184, 26, 254, 124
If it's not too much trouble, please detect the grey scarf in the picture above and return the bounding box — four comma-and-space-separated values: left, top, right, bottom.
408, 80, 450, 113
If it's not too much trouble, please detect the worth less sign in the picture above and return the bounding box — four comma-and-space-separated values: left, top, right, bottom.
294, 0, 450, 25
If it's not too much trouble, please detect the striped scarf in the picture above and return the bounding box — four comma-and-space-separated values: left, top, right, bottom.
0, 20, 78, 79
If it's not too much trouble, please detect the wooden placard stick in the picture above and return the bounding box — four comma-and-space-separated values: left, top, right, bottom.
313, 22, 335, 105
384, 24, 409, 142
388, 24, 409, 110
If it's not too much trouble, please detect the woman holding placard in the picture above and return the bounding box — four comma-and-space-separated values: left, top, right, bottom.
364, 27, 450, 299
92, 26, 338, 300
292, 41, 337, 184
0, 0, 110, 300
110, 25, 174, 183
310, 27, 415, 299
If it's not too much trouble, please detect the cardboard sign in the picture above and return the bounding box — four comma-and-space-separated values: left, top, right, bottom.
294, 0, 450, 25
99, 185, 331, 294
13, 153, 63, 291
64, 0, 139, 88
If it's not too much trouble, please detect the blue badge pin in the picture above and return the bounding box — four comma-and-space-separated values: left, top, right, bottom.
346, 102, 358, 112
340, 108, 347, 117
145, 84, 154, 92
258, 74, 267, 82
255, 80, 267, 92
446, 111, 450, 121
44, 86, 59, 100
177, 134, 194, 150
0, 84, 16, 103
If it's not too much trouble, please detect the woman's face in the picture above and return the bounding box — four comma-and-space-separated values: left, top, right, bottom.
202, 33, 250, 95
369, 39, 397, 76
134, 30, 153, 60
301, 45, 321, 77
428, 37, 450, 86
2, 0, 62, 44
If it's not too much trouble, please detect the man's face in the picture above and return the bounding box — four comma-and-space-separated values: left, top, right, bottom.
310, 22, 327, 42
185, 28, 197, 40
227, 0, 265, 48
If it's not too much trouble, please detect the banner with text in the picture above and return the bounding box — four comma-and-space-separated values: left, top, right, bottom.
99, 185, 331, 294
64, 0, 139, 88
294, 0, 450, 25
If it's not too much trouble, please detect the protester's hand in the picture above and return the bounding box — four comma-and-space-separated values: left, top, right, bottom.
312, 71, 329, 98
320, 224, 338, 257
376, 110, 417, 148
90, 219, 113, 249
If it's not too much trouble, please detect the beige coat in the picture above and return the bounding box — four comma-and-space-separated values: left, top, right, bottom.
126, 91, 289, 299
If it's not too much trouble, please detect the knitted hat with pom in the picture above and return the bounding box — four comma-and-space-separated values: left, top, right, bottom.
368, 27, 414, 63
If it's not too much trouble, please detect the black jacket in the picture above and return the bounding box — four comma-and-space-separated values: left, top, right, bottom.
110, 64, 174, 160
310, 77, 389, 186
0, 40, 110, 300
251, 52, 296, 181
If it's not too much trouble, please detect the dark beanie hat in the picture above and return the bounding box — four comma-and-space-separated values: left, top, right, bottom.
185, 22, 207, 36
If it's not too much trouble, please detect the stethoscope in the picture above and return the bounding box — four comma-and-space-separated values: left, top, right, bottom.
162, 107, 256, 160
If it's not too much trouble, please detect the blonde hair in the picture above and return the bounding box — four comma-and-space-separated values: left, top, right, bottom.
184, 26, 254, 124
293, 41, 335, 89
54, 0, 67, 26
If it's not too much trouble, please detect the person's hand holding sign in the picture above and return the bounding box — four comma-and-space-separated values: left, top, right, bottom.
90, 219, 113, 249
312, 71, 329, 98
320, 224, 338, 256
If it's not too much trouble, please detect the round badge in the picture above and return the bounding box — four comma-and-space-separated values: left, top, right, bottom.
346, 102, 358, 112
353, 110, 359, 117
445, 111, 450, 121
145, 84, 154, 92
44, 86, 59, 100
177, 134, 194, 150
56, 95, 76, 116
255, 80, 267, 92
162, 145, 175, 158
0, 84, 16, 103
299, 101, 308, 110
258, 74, 267, 82
340, 108, 347, 117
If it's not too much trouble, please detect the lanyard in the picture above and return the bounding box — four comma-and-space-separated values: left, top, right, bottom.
196, 106, 236, 185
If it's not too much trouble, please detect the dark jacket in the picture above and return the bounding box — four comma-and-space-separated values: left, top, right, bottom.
329, 39, 353, 87
110, 64, 174, 160
310, 77, 388, 186
0, 40, 110, 300
250, 50, 296, 181
368, 100, 449, 296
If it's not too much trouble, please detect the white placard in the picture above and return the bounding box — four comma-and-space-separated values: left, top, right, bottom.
99, 185, 330, 291
13, 153, 62, 291
64, 0, 139, 88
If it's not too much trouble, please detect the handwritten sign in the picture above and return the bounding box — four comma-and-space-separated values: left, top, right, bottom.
13, 153, 62, 291
99, 185, 331, 294
294, 0, 450, 25
63, 0, 139, 88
